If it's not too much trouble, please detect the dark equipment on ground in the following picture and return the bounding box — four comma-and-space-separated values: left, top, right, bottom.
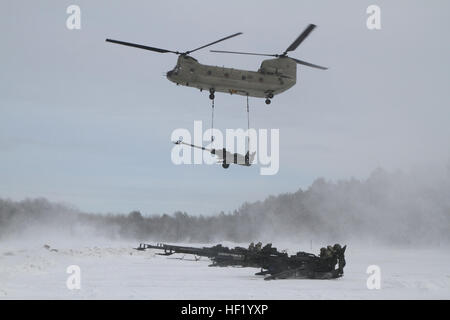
135, 242, 346, 280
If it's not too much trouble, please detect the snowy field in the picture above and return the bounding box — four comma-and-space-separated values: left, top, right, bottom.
0, 239, 449, 299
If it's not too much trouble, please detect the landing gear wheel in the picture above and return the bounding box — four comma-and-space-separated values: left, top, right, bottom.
267, 93, 274, 99
265, 99, 271, 105
222, 163, 230, 169
209, 88, 215, 100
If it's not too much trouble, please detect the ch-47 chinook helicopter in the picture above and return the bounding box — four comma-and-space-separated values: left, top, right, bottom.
105, 24, 327, 105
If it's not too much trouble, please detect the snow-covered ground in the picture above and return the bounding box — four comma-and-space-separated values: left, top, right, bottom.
0, 239, 449, 299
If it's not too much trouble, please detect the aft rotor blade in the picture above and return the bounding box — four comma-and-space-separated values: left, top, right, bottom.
292, 57, 328, 70
186, 32, 243, 54
210, 50, 278, 57
283, 24, 316, 54
105, 39, 179, 54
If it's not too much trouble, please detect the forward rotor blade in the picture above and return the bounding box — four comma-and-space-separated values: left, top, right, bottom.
186, 32, 243, 54
283, 24, 316, 54
105, 39, 179, 54
291, 57, 328, 70
210, 50, 278, 57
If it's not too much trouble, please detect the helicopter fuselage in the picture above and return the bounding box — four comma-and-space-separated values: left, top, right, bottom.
166, 55, 297, 99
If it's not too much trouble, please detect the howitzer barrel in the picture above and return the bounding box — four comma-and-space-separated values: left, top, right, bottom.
135, 243, 218, 257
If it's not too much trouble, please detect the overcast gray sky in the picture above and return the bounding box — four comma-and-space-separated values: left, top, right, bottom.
1, 0, 449, 215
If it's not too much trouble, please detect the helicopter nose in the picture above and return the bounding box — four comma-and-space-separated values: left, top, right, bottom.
166, 70, 173, 78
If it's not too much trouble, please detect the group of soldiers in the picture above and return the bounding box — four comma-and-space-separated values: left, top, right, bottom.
319, 244, 343, 259
248, 242, 279, 253
246, 241, 346, 278
319, 243, 346, 276
248, 241, 263, 251
248, 242, 343, 259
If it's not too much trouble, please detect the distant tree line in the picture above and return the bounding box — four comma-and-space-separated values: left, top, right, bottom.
1, 168, 449, 245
